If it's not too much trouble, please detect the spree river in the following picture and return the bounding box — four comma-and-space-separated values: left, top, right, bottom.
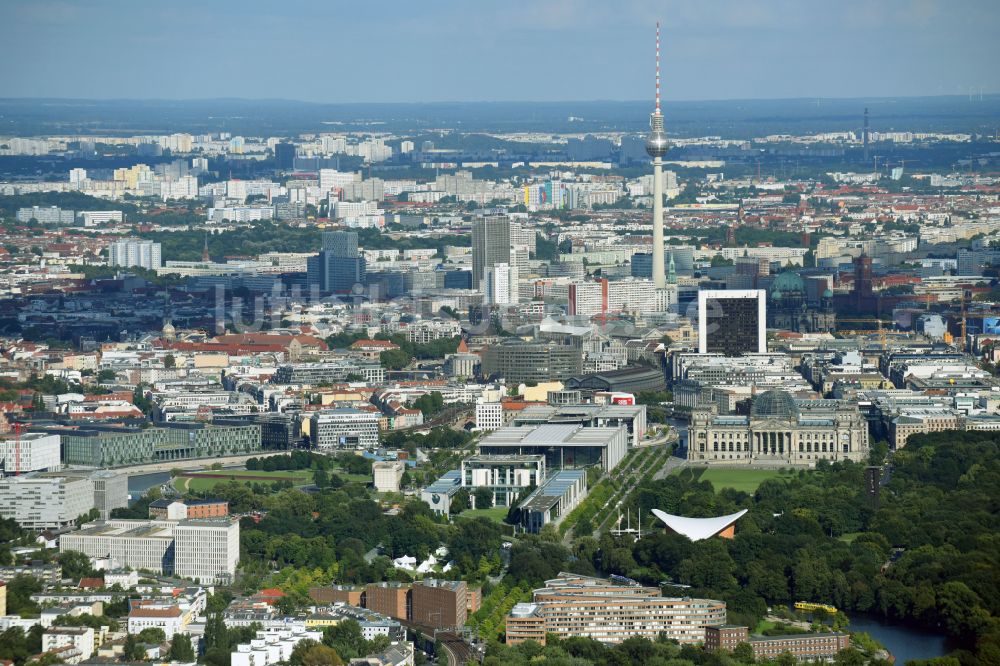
126, 471, 171, 502
849, 614, 954, 663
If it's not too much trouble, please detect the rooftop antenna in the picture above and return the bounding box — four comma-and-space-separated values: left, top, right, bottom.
655, 21, 661, 114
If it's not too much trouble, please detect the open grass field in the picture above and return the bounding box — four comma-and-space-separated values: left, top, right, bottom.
174, 469, 315, 493
696, 467, 789, 494
754, 618, 778, 634
458, 507, 509, 523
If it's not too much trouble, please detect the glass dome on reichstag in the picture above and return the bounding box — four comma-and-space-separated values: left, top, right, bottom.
750, 390, 800, 420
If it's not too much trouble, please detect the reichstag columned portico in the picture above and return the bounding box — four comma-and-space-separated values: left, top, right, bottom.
687, 390, 868, 466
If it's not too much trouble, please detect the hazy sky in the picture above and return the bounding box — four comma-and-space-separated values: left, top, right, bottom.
1, 0, 998, 103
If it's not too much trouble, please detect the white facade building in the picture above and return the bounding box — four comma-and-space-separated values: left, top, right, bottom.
0, 433, 60, 473
318, 169, 358, 192
60, 518, 239, 583
42, 627, 94, 661
485, 262, 515, 305
373, 461, 406, 493
231, 627, 324, 666
77, 211, 124, 226
310, 409, 381, 449
127, 606, 183, 640
475, 401, 503, 431
108, 239, 162, 270
0, 474, 94, 530
173, 520, 240, 584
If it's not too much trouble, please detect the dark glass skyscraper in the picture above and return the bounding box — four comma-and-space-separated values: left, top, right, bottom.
697, 289, 767, 356
274, 142, 296, 170
307, 230, 366, 294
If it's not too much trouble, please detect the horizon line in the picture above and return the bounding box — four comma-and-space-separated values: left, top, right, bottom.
0, 92, 997, 107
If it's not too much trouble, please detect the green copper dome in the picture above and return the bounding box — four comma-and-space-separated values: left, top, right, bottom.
770, 271, 805, 296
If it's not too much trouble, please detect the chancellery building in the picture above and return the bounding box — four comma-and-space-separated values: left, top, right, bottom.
687, 390, 869, 466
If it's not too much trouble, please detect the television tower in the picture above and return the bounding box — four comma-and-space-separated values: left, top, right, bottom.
646, 22, 668, 288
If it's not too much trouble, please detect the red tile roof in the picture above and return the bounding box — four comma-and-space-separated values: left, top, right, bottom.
129, 606, 181, 618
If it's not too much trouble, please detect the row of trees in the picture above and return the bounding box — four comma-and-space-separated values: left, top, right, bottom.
245, 450, 330, 471
377, 335, 463, 371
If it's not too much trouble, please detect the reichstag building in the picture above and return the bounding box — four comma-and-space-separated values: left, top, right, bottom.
687, 389, 869, 466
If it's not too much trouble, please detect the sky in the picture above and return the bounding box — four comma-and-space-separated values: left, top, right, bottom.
1, 0, 998, 103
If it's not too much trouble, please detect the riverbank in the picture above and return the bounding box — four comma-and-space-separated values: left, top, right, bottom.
848, 614, 955, 663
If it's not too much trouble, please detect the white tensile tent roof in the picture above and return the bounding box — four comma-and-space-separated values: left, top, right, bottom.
650, 508, 749, 541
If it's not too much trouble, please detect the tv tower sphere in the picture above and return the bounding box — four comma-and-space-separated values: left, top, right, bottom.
646, 113, 668, 158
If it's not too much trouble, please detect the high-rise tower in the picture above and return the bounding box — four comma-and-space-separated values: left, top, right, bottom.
645, 22, 668, 288
863, 107, 870, 164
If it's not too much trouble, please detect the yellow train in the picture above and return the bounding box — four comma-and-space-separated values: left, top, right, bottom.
795, 601, 838, 614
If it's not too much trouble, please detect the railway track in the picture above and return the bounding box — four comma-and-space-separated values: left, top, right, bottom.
437, 632, 475, 665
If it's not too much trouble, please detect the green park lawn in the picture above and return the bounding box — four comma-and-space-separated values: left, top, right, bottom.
458, 507, 510, 523
174, 469, 316, 493
698, 467, 788, 494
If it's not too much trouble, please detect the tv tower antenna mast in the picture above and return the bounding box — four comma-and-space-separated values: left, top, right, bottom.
646, 22, 668, 288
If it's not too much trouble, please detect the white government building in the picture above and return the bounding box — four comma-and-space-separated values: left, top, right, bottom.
61, 518, 239, 584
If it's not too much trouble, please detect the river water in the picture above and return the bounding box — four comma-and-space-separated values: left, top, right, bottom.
849, 614, 954, 663
126, 471, 171, 502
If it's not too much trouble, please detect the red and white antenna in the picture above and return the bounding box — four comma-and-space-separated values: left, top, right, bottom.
655, 21, 661, 114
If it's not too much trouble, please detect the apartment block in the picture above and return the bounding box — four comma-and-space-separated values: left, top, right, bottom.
505, 573, 726, 646
412, 579, 468, 630
364, 583, 411, 622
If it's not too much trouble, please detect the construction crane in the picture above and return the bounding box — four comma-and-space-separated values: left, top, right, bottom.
836, 318, 893, 350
